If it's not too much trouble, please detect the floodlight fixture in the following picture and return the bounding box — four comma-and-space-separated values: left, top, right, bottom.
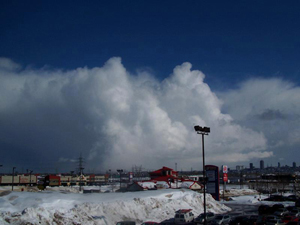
194, 126, 210, 134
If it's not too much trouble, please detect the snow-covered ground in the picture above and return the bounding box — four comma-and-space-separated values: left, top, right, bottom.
0, 187, 230, 225
0, 185, 295, 225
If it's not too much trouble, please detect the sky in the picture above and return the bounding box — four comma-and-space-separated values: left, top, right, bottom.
0, 1, 300, 173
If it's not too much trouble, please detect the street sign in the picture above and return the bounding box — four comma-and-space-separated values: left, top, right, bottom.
223, 173, 228, 182
222, 165, 228, 174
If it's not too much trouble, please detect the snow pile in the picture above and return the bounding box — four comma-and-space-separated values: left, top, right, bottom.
156, 181, 170, 189
180, 182, 194, 189
46, 185, 120, 193
220, 188, 259, 197
137, 182, 157, 189
0, 189, 230, 225
228, 195, 264, 204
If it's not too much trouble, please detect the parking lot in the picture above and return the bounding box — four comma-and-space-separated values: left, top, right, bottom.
158, 201, 299, 225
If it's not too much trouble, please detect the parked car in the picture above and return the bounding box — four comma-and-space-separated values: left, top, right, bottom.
159, 218, 175, 225
256, 215, 267, 225
266, 218, 285, 225
287, 206, 297, 212
282, 216, 299, 224
141, 222, 159, 225
286, 222, 300, 225
290, 209, 300, 217
116, 221, 136, 225
295, 199, 300, 208
265, 215, 279, 222
195, 212, 215, 224
274, 208, 289, 217
271, 204, 284, 213
211, 215, 231, 225
174, 209, 194, 223
286, 195, 298, 202
248, 215, 259, 225
259, 205, 272, 215
229, 216, 251, 225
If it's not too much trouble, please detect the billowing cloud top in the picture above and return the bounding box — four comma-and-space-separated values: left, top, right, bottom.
0, 57, 272, 172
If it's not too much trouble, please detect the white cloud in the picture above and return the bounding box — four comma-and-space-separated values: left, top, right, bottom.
0, 58, 270, 171
220, 78, 300, 166
0, 57, 21, 71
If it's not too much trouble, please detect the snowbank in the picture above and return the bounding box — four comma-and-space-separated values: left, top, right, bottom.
0, 189, 230, 225
220, 188, 259, 197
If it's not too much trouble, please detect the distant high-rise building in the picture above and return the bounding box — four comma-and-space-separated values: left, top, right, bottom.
236, 165, 244, 171
250, 163, 254, 170
260, 160, 264, 170
278, 162, 280, 168
293, 162, 296, 168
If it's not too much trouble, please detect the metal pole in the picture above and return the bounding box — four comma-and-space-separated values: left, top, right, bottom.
194, 125, 210, 225
29, 171, 32, 187
240, 171, 242, 189
117, 169, 123, 190
175, 162, 178, 189
202, 133, 207, 225
109, 169, 111, 183
12, 167, 16, 191
223, 175, 225, 202
120, 171, 122, 190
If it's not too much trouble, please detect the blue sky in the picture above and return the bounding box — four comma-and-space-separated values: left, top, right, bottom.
1, 1, 300, 173
2, 1, 300, 88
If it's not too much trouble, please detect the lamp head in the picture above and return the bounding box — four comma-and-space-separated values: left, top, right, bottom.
194, 126, 210, 133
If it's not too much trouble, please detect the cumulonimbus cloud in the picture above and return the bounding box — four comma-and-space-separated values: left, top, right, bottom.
0, 57, 270, 172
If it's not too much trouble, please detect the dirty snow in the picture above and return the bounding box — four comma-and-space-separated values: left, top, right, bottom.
0, 187, 230, 225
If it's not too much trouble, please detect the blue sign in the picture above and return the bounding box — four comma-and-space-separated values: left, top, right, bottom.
205, 165, 220, 201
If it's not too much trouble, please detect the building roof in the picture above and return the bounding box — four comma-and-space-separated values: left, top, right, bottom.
150, 166, 176, 174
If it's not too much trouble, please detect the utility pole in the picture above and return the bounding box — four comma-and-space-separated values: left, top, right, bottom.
77, 154, 84, 192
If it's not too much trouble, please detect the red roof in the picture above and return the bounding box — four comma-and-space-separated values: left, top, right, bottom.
149, 167, 178, 176
150, 166, 174, 173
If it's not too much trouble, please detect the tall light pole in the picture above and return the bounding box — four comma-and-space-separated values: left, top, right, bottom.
109, 169, 111, 183
12, 167, 16, 191
175, 162, 178, 189
194, 125, 210, 225
117, 169, 123, 190
29, 170, 33, 187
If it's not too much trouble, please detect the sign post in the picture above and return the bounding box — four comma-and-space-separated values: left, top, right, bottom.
222, 165, 228, 201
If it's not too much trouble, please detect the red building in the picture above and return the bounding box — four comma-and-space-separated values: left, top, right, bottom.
149, 166, 178, 183
149, 166, 178, 181
148, 166, 202, 190
44, 175, 61, 186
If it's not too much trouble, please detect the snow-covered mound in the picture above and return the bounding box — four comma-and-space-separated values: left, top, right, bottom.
220, 188, 259, 197
0, 189, 230, 225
